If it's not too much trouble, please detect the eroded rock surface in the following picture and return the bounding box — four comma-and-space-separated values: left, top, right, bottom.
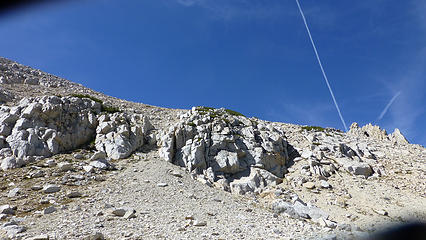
158, 107, 289, 194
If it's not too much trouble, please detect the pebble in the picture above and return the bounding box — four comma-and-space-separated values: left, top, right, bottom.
170, 170, 183, 177
58, 162, 73, 171
320, 180, 331, 189
303, 182, 315, 189
43, 206, 57, 214
157, 183, 168, 187
193, 220, 207, 226
27, 234, 50, 240
67, 191, 83, 198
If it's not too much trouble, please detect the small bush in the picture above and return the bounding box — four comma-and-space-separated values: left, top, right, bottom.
71, 94, 121, 113
71, 94, 103, 104
225, 109, 245, 117
301, 126, 326, 132
101, 105, 121, 114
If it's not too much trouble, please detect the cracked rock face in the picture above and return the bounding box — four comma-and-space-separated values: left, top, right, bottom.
348, 122, 408, 145
158, 107, 289, 194
0, 96, 100, 168
95, 113, 153, 160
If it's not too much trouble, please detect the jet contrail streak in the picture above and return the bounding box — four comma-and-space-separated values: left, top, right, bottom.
378, 91, 401, 120
295, 0, 348, 132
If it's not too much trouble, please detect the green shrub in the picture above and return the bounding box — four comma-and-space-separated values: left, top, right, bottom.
71, 94, 121, 113
71, 94, 103, 104
225, 109, 245, 117
301, 126, 326, 132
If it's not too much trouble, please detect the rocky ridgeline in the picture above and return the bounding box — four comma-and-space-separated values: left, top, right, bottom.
0, 58, 79, 89
0, 95, 154, 171
157, 107, 417, 196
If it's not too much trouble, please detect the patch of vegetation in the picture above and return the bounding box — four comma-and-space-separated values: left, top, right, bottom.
71, 94, 121, 113
301, 125, 326, 132
187, 122, 196, 127
71, 94, 103, 104
225, 108, 245, 117
197, 106, 215, 112
101, 105, 121, 114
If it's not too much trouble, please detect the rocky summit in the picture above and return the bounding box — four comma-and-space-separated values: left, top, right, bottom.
0, 56, 425, 239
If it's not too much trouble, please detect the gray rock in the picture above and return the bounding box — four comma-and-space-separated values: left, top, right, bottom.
272, 198, 328, 220
3, 224, 26, 237
95, 113, 152, 160
90, 151, 107, 161
193, 220, 207, 226
111, 208, 126, 217
90, 159, 113, 170
58, 162, 73, 171
43, 206, 57, 214
67, 191, 83, 198
85, 232, 105, 240
0, 205, 16, 215
1, 156, 24, 170
42, 184, 61, 193
7, 187, 21, 198
27, 234, 50, 240
230, 168, 282, 195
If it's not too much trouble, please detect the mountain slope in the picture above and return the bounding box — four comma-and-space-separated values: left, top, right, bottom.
0, 57, 425, 239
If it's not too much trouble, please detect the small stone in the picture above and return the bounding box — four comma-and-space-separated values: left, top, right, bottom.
30, 170, 45, 178
111, 208, 126, 217
8, 187, 21, 198
42, 184, 61, 193
67, 191, 83, 198
303, 182, 315, 189
27, 234, 50, 240
73, 153, 85, 159
3, 225, 26, 236
170, 171, 182, 178
373, 209, 388, 216
0, 205, 16, 215
90, 151, 107, 161
84, 232, 105, 240
43, 206, 57, 214
45, 159, 56, 167
185, 215, 194, 220
157, 183, 168, 187
124, 209, 136, 219
83, 165, 94, 173
58, 162, 73, 171
320, 180, 331, 189
193, 220, 207, 226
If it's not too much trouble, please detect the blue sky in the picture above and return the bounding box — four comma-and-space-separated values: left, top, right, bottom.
0, 0, 425, 146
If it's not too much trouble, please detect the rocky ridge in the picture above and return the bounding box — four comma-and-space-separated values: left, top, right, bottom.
0, 57, 425, 239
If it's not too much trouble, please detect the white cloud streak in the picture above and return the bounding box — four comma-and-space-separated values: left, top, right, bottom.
295, 0, 348, 132
378, 91, 401, 120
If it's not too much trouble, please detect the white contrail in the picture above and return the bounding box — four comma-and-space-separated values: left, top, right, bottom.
295, 0, 348, 132
378, 91, 401, 120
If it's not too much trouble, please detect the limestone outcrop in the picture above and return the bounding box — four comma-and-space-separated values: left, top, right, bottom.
0, 96, 101, 169
95, 113, 153, 160
158, 107, 289, 194
348, 122, 409, 145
